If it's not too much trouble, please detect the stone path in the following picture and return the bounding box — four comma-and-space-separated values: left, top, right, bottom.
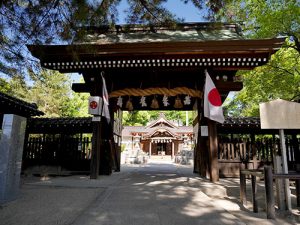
0, 161, 299, 225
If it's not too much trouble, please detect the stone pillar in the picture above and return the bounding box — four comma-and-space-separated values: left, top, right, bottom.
0, 114, 27, 203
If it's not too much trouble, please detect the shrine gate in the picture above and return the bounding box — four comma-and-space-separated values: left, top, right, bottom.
28, 23, 284, 182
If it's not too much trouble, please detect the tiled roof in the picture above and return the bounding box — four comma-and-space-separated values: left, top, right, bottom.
122, 125, 193, 137
76, 23, 243, 44
0, 92, 44, 117
27, 117, 92, 133
220, 117, 260, 128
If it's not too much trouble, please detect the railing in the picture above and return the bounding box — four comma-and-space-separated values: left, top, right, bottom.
240, 166, 300, 219
239, 167, 264, 213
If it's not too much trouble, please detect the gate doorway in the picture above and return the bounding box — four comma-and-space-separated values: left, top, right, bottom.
121, 112, 194, 164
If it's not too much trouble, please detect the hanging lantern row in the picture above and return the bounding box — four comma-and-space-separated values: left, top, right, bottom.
116, 95, 192, 110
151, 139, 172, 143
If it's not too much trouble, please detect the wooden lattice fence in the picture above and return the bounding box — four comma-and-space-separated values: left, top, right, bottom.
218, 136, 300, 177
22, 135, 92, 172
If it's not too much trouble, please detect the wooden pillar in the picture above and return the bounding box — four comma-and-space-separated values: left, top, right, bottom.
193, 122, 199, 173
199, 129, 209, 177
171, 141, 174, 159
149, 141, 152, 158
110, 109, 120, 172
196, 95, 210, 178
293, 134, 300, 171
90, 120, 101, 179
99, 120, 112, 175
208, 119, 219, 182
251, 175, 258, 213
291, 134, 300, 207
239, 163, 247, 206
296, 180, 300, 207
89, 73, 113, 178
264, 166, 276, 219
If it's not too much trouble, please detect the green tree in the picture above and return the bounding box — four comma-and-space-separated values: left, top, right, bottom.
218, 0, 299, 51
0, 77, 12, 93
0, 0, 222, 79
218, 0, 300, 116
122, 110, 194, 126
2, 70, 89, 117
26, 70, 73, 117
123, 111, 151, 126
65, 91, 90, 117
224, 48, 300, 117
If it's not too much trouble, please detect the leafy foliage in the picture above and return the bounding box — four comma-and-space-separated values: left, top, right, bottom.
218, 0, 300, 52
1, 70, 89, 117
219, 0, 300, 116
122, 110, 194, 126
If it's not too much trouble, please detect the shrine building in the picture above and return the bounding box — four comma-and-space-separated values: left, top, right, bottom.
122, 113, 193, 159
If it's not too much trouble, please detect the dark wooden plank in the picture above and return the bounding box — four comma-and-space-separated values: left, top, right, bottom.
90, 121, 101, 179
264, 166, 275, 219
208, 120, 219, 182
273, 174, 300, 179
251, 175, 258, 213
296, 180, 300, 207
72, 83, 90, 93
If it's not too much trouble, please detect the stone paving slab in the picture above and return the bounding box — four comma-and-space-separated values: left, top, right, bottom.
0, 185, 103, 225
0, 162, 299, 225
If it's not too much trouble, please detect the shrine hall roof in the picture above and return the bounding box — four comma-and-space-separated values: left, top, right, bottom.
76, 23, 243, 44
122, 125, 193, 137
27, 23, 285, 75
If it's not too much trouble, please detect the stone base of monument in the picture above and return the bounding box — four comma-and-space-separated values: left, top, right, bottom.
175, 150, 194, 165
123, 149, 149, 164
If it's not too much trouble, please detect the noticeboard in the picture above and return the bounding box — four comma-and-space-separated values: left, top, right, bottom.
259, 99, 300, 129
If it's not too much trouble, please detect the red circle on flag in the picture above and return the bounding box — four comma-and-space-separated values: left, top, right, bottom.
208, 88, 222, 106
90, 101, 98, 109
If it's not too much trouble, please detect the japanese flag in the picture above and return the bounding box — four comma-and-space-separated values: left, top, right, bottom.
101, 73, 110, 123
204, 71, 225, 123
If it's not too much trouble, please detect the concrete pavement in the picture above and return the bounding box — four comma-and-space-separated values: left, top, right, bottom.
0, 161, 299, 225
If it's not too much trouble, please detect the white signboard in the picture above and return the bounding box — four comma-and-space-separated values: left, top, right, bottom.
259, 99, 300, 129
88, 96, 103, 115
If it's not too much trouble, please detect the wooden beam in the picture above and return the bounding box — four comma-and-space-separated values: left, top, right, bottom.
72, 83, 90, 93
27, 38, 284, 59
215, 81, 243, 92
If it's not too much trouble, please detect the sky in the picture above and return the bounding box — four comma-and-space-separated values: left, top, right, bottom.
116, 0, 208, 23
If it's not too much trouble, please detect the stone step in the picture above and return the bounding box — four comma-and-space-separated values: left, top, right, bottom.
149, 155, 172, 161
